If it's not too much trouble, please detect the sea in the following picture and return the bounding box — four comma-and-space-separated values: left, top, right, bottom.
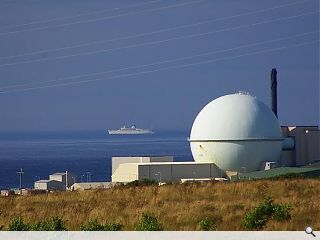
0, 130, 193, 189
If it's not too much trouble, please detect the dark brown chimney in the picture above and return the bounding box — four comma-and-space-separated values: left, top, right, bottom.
271, 68, 277, 118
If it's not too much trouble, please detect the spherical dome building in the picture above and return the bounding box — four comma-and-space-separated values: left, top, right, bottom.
189, 93, 283, 172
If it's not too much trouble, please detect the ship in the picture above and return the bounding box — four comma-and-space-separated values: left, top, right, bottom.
108, 125, 154, 135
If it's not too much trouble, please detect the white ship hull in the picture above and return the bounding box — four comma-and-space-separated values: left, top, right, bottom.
108, 129, 153, 135
108, 126, 154, 135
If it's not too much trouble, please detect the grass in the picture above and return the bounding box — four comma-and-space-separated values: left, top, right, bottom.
0, 178, 319, 230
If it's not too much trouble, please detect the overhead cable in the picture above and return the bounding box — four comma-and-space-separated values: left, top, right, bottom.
0, 40, 317, 94
0, 0, 315, 60
0, 11, 317, 68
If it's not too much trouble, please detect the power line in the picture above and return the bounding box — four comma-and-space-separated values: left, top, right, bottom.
0, 11, 317, 68
0, 0, 205, 37
0, 0, 315, 61
0, 40, 317, 94
0, 31, 317, 90
1, 0, 162, 30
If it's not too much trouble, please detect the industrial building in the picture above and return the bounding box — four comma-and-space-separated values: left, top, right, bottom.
111, 69, 319, 183
112, 161, 220, 182
70, 182, 117, 191
34, 180, 63, 191
34, 172, 76, 191
280, 126, 319, 167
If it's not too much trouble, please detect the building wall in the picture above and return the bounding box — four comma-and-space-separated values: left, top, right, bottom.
280, 126, 319, 166
112, 163, 139, 182
111, 156, 173, 175
49, 174, 64, 184
139, 165, 172, 182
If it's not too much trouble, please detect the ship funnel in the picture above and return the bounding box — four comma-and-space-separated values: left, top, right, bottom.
271, 68, 278, 118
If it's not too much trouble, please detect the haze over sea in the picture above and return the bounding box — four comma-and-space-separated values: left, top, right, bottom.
0, 130, 192, 189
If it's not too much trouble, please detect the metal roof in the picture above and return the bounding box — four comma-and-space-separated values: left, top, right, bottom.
71, 182, 115, 189
232, 167, 320, 181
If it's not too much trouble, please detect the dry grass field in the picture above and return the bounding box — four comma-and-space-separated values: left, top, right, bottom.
0, 178, 319, 230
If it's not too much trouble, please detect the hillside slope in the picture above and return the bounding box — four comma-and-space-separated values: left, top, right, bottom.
0, 179, 319, 230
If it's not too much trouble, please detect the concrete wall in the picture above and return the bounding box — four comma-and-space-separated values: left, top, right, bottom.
112, 163, 139, 182
111, 156, 173, 175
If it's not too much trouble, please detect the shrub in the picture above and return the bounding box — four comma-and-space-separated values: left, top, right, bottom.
273, 205, 292, 221
135, 213, 163, 231
80, 219, 122, 231
127, 179, 158, 187
8, 216, 30, 231
243, 197, 291, 230
198, 217, 216, 231
30, 217, 67, 231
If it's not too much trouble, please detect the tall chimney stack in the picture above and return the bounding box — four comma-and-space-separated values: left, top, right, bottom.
271, 68, 278, 118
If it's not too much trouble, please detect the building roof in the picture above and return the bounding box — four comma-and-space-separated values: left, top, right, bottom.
71, 182, 115, 189
50, 172, 66, 176
133, 161, 214, 166
232, 167, 320, 181
50, 172, 75, 176
35, 180, 61, 183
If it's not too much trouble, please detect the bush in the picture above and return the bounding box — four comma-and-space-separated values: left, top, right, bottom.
198, 217, 216, 231
127, 179, 158, 187
273, 205, 292, 221
8, 216, 30, 231
30, 217, 67, 231
243, 197, 291, 230
135, 213, 163, 231
80, 219, 122, 231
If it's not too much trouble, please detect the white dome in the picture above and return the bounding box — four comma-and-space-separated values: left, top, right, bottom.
190, 93, 282, 172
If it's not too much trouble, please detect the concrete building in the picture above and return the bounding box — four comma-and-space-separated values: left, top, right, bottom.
0, 190, 15, 197
112, 161, 221, 182
34, 180, 64, 191
112, 156, 173, 176
280, 126, 320, 167
70, 182, 117, 191
33, 171, 76, 191
49, 172, 76, 189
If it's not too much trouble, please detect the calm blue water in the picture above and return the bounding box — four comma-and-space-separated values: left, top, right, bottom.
0, 131, 192, 189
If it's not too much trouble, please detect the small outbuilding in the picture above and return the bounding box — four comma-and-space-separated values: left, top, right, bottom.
70, 182, 117, 191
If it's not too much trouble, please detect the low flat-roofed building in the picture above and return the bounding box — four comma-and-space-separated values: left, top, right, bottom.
0, 189, 15, 197
34, 180, 64, 191
70, 182, 117, 191
112, 161, 221, 183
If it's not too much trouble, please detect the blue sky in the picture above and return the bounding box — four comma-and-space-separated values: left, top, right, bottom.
0, 0, 318, 132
